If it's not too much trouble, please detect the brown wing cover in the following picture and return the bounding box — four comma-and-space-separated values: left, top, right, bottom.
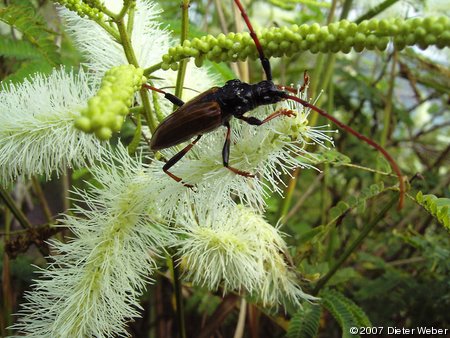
150, 89, 222, 150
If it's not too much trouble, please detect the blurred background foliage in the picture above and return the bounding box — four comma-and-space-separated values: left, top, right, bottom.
1, 0, 449, 337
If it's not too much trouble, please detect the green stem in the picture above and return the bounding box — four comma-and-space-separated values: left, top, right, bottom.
140, 88, 157, 133
339, 0, 353, 20
375, 51, 397, 184
31, 177, 52, 222
170, 255, 187, 338
174, 0, 191, 109
143, 62, 163, 76
278, 168, 299, 219
279, 0, 338, 219
127, 3, 136, 36
320, 163, 330, 225
0, 186, 32, 229
100, 6, 117, 20
1, 208, 12, 336
116, 19, 138, 66
355, 0, 399, 23
313, 194, 397, 294
116, 10, 157, 132
116, 0, 134, 22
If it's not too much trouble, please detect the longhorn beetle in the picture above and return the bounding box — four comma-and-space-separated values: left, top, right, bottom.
145, 0, 405, 209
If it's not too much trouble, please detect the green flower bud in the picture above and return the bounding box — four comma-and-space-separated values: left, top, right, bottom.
95, 127, 113, 141
159, 17, 449, 66
376, 37, 389, 51
309, 23, 321, 34
357, 20, 369, 33
368, 19, 379, 31
75, 65, 146, 140
299, 24, 309, 36
74, 116, 92, 132
424, 34, 437, 46
379, 19, 390, 33
328, 22, 339, 35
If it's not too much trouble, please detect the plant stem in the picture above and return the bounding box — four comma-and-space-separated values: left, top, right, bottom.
233, 297, 247, 338
1, 209, 12, 336
116, 0, 134, 22
31, 177, 52, 222
143, 62, 163, 76
116, 8, 157, 132
170, 255, 186, 338
279, 0, 339, 219
312, 194, 397, 294
355, 0, 399, 23
116, 19, 138, 66
278, 168, 299, 219
0, 186, 32, 229
140, 88, 157, 133
174, 0, 191, 109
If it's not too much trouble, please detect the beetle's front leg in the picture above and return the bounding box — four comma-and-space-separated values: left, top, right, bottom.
238, 108, 296, 126
222, 121, 255, 178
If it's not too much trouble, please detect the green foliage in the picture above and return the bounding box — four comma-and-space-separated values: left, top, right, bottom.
0, 37, 37, 60
1, 0, 449, 337
353, 232, 450, 327
286, 303, 322, 338
307, 149, 351, 166
328, 182, 385, 225
0, 3, 61, 82
321, 289, 371, 338
416, 192, 450, 229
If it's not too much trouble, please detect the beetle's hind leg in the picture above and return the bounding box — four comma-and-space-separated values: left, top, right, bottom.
222, 121, 255, 178
163, 135, 202, 188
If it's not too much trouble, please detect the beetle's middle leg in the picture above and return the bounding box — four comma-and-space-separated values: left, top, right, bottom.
222, 121, 255, 178
163, 135, 202, 187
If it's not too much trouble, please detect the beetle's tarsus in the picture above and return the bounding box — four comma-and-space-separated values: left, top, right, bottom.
182, 182, 195, 189
225, 166, 255, 178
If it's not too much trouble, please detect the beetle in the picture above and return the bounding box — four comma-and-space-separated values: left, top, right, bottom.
145, 0, 405, 207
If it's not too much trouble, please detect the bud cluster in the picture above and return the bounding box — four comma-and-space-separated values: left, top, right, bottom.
75, 65, 146, 140
56, 0, 105, 20
161, 16, 450, 69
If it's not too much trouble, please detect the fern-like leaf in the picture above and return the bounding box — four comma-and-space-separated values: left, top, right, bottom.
321, 289, 373, 338
287, 303, 322, 338
0, 36, 38, 60
0, 5, 60, 66
1, 60, 53, 83
328, 182, 385, 222
416, 192, 450, 230
325, 290, 372, 327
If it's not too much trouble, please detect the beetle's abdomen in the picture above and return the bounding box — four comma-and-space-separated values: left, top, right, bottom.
150, 100, 222, 151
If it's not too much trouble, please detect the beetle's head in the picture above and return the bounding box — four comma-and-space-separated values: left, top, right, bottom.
254, 80, 286, 105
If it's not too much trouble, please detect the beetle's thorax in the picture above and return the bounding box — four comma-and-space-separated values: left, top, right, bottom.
216, 79, 286, 117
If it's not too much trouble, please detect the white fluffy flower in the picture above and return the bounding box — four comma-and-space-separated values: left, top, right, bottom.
151, 84, 336, 212
60, 0, 169, 75
12, 145, 172, 337
174, 204, 316, 307
0, 68, 103, 184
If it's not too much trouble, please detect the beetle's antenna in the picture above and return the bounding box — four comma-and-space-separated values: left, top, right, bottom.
233, 0, 272, 81
160, 86, 201, 94
284, 92, 405, 210
143, 84, 185, 107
